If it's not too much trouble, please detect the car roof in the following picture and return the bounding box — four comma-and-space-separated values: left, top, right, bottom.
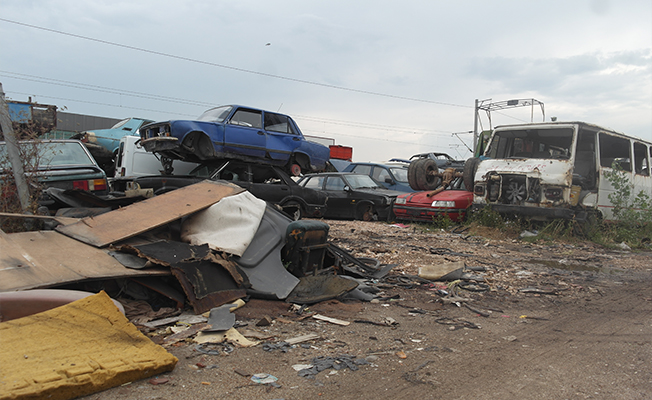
206, 104, 290, 115
348, 161, 407, 167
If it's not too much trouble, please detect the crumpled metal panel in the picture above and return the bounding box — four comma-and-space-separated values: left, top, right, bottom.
56, 180, 242, 248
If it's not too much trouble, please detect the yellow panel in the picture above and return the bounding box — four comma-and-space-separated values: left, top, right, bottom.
0, 291, 177, 400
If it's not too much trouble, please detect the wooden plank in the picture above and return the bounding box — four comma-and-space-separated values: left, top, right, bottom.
0, 212, 80, 226
0, 231, 169, 292
312, 314, 351, 326
56, 180, 242, 248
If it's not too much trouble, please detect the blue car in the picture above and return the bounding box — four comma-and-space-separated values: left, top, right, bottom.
139, 105, 330, 176
82, 117, 154, 154
76, 117, 154, 175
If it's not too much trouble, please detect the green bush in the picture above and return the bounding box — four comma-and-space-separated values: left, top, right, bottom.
602, 163, 652, 247
468, 206, 505, 229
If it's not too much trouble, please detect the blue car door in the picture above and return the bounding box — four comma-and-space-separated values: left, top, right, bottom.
263, 112, 302, 162
223, 108, 266, 158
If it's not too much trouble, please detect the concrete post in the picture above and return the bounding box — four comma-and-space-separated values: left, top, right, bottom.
0, 82, 32, 212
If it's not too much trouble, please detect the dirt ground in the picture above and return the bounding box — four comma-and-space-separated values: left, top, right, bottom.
81, 220, 652, 400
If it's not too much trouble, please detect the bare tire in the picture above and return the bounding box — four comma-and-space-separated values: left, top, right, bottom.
407, 159, 423, 190
356, 203, 375, 221
282, 201, 303, 220
414, 159, 440, 190
463, 157, 481, 192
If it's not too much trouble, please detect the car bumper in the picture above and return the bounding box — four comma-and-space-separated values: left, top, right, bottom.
140, 137, 180, 153
394, 205, 465, 222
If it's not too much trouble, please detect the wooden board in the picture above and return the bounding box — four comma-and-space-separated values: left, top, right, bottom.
0, 230, 169, 292
56, 180, 241, 248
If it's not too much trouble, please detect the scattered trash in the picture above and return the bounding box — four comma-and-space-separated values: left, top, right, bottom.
391, 223, 410, 228
204, 302, 239, 332
292, 363, 314, 371
418, 261, 465, 281
464, 304, 491, 317
313, 314, 351, 326
286, 274, 359, 304
194, 343, 223, 356
519, 287, 559, 295
256, 316, 273, 326
297, 355, 368, 377
251, 373, 278, 384
395, 350, 407, 359
434, 317, 481, 330
353, 317, 398, 327
262, 341, 292, 352
616, 242, 631, 251
149, 377, 170, 385
285, 333, 321, 345
194, 327, 259, 347
519, 230, 539, 238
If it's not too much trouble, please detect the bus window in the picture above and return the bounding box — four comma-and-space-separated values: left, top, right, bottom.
599, 133, 631, 171
634, 142, 649, 176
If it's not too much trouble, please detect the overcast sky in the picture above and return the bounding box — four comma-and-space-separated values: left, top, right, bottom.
1, 0, 650, 162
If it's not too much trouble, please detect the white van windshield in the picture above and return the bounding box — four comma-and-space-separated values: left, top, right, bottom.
486, 127, 574, 160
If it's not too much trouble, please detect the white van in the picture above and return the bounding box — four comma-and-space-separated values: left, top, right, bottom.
114, 135, 197, 178
470, 121, 652, 222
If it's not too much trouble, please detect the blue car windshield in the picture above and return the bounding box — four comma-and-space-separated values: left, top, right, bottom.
197, 106, 233, 123
346, 174, 382, 189
389, 167, 408, 182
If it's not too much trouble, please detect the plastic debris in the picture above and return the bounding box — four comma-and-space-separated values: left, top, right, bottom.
297, 355, 368, 377
251, 373, 278, 384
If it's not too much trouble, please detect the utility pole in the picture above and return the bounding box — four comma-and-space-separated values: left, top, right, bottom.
0, 82, 31, 213
473, 99, 479, 155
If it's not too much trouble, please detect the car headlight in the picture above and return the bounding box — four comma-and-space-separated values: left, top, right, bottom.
431, 200, 455, 208
395, 197, 406, 205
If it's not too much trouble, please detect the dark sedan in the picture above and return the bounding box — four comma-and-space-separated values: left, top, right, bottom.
1, 139, 108, 209
297, 172, 406, 221
129, 160, 327, 219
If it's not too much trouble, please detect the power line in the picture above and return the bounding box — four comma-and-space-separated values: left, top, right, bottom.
0, 18, 472, 109
6, 91, 198, 118
2, 72, 465, 136
0, 71, 214, 107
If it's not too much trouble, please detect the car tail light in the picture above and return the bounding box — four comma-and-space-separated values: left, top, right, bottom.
73, 180, 89, 191
73, 179, 107, 192
92, 179, 108, 191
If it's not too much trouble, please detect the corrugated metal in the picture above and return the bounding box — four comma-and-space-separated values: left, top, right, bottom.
56, 112, 121, 132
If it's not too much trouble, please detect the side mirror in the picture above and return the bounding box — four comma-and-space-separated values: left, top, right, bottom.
344, 185, 351, 192
385, 177, 394, 184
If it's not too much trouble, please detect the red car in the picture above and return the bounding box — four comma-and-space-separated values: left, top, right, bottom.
393, 178, 473, 222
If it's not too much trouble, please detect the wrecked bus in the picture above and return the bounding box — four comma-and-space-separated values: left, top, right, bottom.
470, 121, 652, 222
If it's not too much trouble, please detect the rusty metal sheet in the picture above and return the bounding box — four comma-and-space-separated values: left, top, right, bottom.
0, 230, 169, 292
171, 259, 246, 314
55, 180, 242, 248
